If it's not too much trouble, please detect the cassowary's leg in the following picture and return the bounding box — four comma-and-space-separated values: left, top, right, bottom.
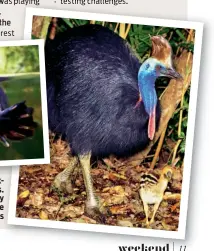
53, 156, 78, 193
79, 152, 104, 221
79, 152, 98, 210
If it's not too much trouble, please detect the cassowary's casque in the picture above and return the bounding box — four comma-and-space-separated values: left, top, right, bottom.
0, 78, 37, 147
45, 24, 182, 221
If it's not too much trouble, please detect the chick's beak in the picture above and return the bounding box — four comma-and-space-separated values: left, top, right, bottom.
160, 67, 183, 80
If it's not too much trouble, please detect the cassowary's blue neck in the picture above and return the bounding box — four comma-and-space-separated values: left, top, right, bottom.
138, 70, 157, 116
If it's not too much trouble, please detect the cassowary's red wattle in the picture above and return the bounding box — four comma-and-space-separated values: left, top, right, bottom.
148, 107, 156, 140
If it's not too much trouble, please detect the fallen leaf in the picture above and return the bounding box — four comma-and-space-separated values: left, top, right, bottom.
19, 190, 30, 199
31, 192, 44, 207
39, 211, 49, 220
118, 220, 133, 227
110, 205, 132, 215
58, 205, 84, 220
101, 186, 127, 206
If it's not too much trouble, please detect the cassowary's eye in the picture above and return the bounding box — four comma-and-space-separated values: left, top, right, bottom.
145, 64, 150, 70
156, 65, 161, 71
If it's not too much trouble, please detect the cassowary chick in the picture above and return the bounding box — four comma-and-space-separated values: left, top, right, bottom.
139, 166, 173, 226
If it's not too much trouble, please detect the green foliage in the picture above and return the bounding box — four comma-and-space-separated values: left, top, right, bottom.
0, 45, 39, 74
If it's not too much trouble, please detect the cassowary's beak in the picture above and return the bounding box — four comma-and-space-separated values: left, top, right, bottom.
160, 67, 183, 80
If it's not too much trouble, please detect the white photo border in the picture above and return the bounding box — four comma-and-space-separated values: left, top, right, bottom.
0, 39, 50, 166
8, 7, 204, 240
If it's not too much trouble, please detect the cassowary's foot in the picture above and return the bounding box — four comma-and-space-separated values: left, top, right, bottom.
53, 172, 74, 194
52, 156, 79, 194
79, 152, 106, 224
85, 197, 106, 224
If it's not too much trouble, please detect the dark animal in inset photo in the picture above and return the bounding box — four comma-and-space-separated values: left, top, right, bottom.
0, 78, 37, 148
45, 24, 182, 222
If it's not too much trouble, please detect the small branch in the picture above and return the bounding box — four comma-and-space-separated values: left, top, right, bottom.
144, 154, 155, 159
168, 31, 173, 41
172, 139, 182, 164
171, 157, 180, 167
32, 16, 52, 39
178, 90, 185, 136
124, 24, 131, 39
150, 126, 167, 169
119, 23, 126, 38
163, 193, 181, 201
54, 202, 63, 220
114, 23, 119, 33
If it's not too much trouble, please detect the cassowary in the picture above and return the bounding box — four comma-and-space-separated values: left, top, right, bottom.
45, 24, 182, 221
0, 78, 37, 147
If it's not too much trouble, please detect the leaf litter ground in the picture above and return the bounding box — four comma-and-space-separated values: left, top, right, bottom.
16, 136, 182, 231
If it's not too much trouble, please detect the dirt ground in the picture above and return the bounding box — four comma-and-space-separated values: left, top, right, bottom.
16, 136, 182, 231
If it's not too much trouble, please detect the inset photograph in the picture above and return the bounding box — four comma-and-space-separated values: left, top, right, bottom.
0, 40, 49, 166
9, 9, 203, 239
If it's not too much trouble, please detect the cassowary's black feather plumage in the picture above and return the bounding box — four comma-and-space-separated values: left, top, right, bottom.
45, 24, 161, 157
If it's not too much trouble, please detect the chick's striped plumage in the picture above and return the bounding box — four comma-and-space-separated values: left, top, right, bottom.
140, 172, 164, 205
139, 167, 173, 226
140, 173, 158, 187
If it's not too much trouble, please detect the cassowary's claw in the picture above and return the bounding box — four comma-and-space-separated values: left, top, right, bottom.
19, 114, 30, 119
85, 205, 106, 224
19, 125, 32, 130
0, 101, 37, 142
85, 194, 106, 224
0, 136, 10, 147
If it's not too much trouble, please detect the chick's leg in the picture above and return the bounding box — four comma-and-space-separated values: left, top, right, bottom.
79, 152, 104, 223
143, 202, 150, 227
53, 156, 78, 193
150, 202, 160, 225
